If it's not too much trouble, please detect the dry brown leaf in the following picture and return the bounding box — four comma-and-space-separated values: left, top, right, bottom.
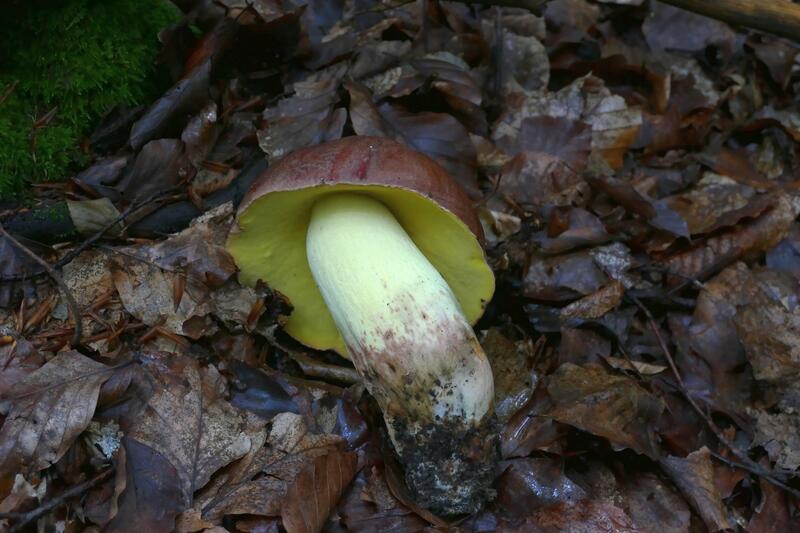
663, 173, 756, 235
258, 72, 346, 162
129, 354, 252, 506
603, 356, 666, 376
664, 193, 798, 282
620, 472, 690, 533
200, 413, 346, 522
0, 351, 113, 479
523, 249, 610, 302
493, 458, 586, 519
337, 469, 428, 532
112, 203, 281, 339
559, 280, 624, 321
482, 329, 539, 423
107, 437, 184, 533
749, 388, 800, 471
281, 449, 358, 533
660, 447, 733, 532
643, 3, 736, 53
516, 499, 638, 532
0, 336, 44, 398
546, 363, 664, 458
493, 75, 641, 169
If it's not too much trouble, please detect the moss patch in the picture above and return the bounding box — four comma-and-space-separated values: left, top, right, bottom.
0, 0, 181, 196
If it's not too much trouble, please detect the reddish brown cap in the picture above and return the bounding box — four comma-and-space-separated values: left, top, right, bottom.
228, 136, 494, 355
239, 136, 484, 242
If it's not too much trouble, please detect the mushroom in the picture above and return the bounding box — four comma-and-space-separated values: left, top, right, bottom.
227, 136, 497, 514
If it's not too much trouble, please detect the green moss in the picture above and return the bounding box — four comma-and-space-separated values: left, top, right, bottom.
0, 0, 181, 196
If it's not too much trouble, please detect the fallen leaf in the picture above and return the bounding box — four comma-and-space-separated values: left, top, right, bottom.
514, 499, 638, 532
493, 458, 586, 520
258, 72, 346, 163
748, 474, 800, 533
0, 351, 113, 479
129, 353, 252, 506
107, 437, 184, 533
559, 280, 624, 321
523, 249, 610, 302
660, 447, 733, 532
281, 449, 358, 533
620, 472, 691, 533
336, 469, 428, 532
482, 328, 539, 423
642, 3, 736, 54
546, 363, 664, 457
663, 193, 798, 281
116, 138, 193, 203
0, 336, 44, 398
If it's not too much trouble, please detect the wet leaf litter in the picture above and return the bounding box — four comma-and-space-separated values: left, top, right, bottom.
1, 0, 800, 531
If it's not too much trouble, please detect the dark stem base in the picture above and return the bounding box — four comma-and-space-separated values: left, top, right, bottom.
391, 415, 500, 516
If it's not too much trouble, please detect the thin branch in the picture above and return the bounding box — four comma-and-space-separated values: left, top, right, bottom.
290, 351, 362, 384
0, 468, 113, 532
0, 224, 82, 347
628, 293, 800, 499
660, 0, 800, 42
53, 187, 184, 270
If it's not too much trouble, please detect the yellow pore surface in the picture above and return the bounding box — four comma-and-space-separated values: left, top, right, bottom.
227, 184, 495, 357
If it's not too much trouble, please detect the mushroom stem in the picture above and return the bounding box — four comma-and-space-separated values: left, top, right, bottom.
306, 193, 497, 514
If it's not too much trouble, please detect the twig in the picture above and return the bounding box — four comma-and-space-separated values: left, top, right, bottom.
290, 351, 362, 384
660, 0, 800, 42
0, 468, 113, 532
53, 187, 184, 270
0, 224, 82, 347
628, 293, 800, 499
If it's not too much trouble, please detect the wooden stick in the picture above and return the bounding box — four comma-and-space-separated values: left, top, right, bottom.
659, 0, 800, 41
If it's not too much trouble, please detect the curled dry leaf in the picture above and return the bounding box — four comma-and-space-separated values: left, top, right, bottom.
545, 363, 664, 458
0, 351, 113, 479
336, 469, 428, 532
129, 57, 213, 150
559, 280, 624, 321
663, 193, 798, 281
660, 447, 733, 532
116, 138, 193, 203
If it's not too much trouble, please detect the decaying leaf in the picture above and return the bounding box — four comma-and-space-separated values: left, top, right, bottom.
0, 351, 113, 479
660, 447, 733, 532
129, 353, 252, 506
281, 448, 358, 533
545, 363, 664, 457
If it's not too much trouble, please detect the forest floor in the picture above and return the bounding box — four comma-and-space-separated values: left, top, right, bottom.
1, 0, 800, 531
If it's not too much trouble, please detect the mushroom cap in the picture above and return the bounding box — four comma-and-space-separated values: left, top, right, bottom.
228, 136, 495, 356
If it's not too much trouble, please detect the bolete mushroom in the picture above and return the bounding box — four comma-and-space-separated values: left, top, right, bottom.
227, 136, 497, 514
